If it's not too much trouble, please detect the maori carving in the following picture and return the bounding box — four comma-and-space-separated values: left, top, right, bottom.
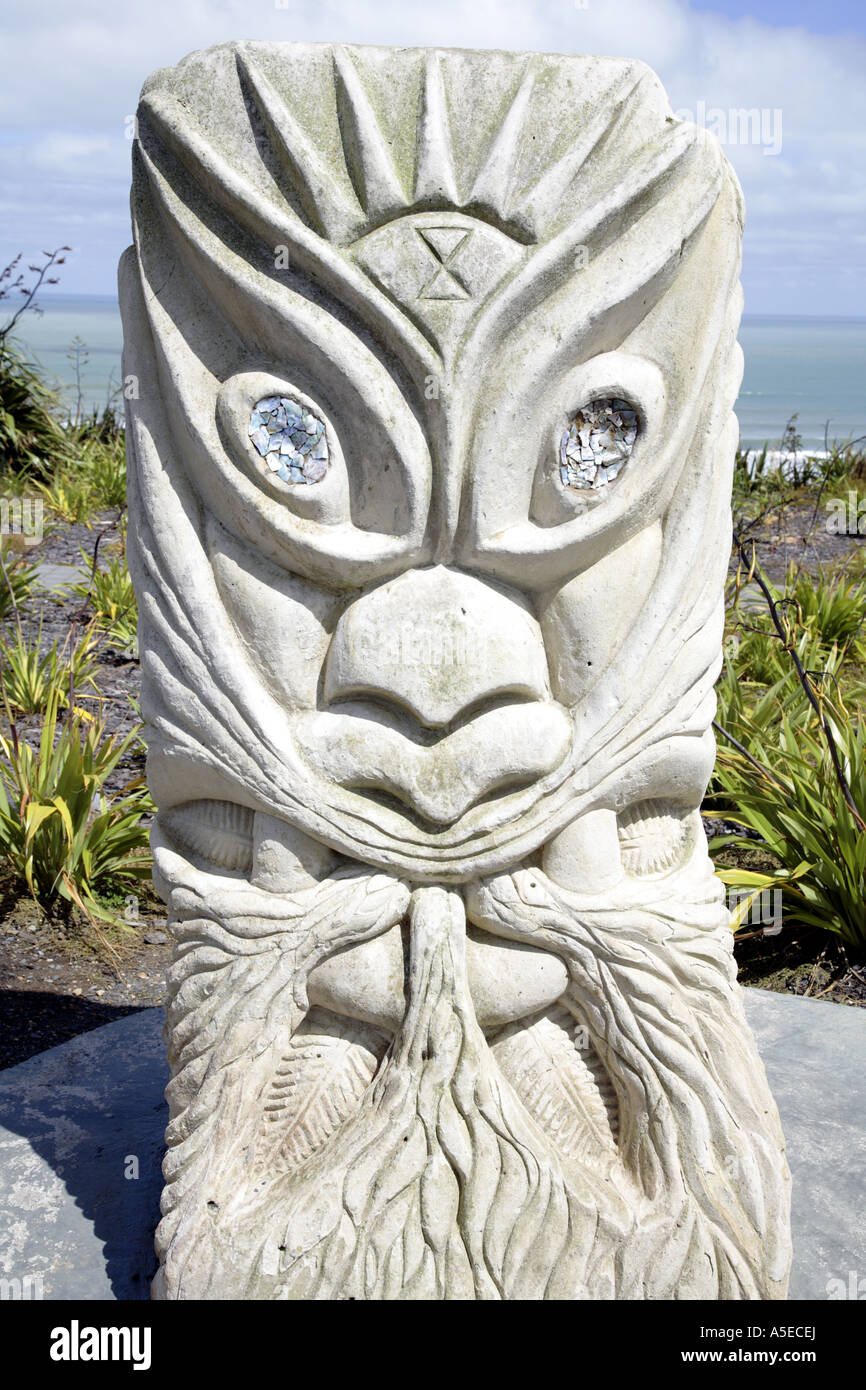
121, 41, 792, 1300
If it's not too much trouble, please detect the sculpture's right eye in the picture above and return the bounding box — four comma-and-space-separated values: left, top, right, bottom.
248, 395, 329, 486
559, 397, 639, 491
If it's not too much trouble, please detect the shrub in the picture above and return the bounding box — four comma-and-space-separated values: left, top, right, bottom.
68, 547, 138, 655
725, 557, 866, 685
0, 685, 153, 928
78, 434, 127, 511
0, 623, 100, 717
786, 564, 866, 658
35, 470, 95, 524
0, 540, 40, 622
0, 341, 71, 476
712, 689, 866, 951
712, 544, 866, 952
32, 427, 126, 520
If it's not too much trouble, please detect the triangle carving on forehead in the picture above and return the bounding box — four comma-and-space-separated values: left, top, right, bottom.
417, 227, 472, 300
419, 226, 470, 262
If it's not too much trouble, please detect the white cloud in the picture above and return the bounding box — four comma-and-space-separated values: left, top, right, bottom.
29, 134, 114, 166
0, 0, 863, 310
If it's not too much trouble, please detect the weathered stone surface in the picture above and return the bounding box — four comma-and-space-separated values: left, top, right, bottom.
121, 41, 790, 1299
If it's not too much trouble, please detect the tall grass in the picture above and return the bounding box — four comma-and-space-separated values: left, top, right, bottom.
0, 686, 152, 931
712, 547, 866, 952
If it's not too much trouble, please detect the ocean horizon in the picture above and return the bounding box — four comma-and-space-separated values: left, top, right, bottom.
5, 295, 866, 451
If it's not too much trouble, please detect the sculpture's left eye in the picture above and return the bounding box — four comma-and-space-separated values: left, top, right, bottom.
559, 397, 638, 491
248, 395, 329, 485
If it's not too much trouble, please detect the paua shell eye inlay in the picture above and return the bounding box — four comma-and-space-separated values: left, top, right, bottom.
248, 395, 329, 484
559, 397, 639, 490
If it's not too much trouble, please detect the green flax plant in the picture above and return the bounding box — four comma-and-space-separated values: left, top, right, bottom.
711, 539, 866, 951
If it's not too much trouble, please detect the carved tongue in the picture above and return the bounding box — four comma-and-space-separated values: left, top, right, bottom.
398, 887, 479, 1064
384, 887, 497, 1296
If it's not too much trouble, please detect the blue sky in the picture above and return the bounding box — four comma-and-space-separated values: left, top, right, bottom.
694, 0, 866, 33
1, 0, 864, 315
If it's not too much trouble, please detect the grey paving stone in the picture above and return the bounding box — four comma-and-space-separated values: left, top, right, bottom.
0, 1008, 167, 1300
33, 561, 86, 592
743, 989, 866, 1300
0, 990, 862, 1300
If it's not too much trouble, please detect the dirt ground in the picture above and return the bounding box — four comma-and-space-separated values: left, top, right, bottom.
0, 885, 170, 1068
733, 493, 866, 583
0, 510, 163, 1068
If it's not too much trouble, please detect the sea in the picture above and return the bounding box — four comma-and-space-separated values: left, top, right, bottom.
6, 296, 866, 452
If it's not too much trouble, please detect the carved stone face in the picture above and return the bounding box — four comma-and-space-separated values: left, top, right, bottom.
123, 41, 791, 1301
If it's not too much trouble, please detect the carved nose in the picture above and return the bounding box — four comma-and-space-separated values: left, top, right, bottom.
323, 566, 550, 728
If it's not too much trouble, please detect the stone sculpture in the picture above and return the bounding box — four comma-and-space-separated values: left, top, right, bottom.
121, 41, 792, 1300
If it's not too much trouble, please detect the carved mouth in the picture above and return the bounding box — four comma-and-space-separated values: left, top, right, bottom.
305, 923, 571, 1034
294, 700, 573, 826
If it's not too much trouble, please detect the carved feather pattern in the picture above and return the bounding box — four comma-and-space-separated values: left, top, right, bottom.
491, 1003, 618, 1168
617, 799, 693, 877
161, 799, 254, 872
576, 1025, 620, 1145
261, 1007, 388, 1170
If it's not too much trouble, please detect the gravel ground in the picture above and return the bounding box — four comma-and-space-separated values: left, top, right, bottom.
732, 497, 866, 582
13, 509, 144, 796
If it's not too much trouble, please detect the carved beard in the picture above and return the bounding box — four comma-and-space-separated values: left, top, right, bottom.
152, 839, 790, 1301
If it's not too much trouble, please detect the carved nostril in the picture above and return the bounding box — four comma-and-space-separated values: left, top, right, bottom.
323, 566, 551, 728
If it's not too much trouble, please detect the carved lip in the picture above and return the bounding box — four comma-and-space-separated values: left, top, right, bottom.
306, 923, 570, 1034
295, 700, 572, 827
148, 725, 714, 882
